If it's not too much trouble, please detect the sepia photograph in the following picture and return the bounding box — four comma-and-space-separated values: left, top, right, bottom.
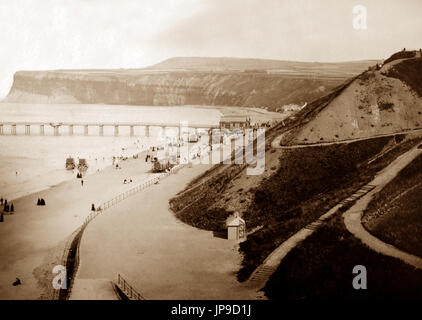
0, 0, 421, 314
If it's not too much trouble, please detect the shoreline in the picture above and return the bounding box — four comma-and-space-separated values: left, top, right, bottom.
0, 135, 156, 201
0, 147, 160, 299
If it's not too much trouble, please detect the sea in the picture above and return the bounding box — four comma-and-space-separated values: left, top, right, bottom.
0, 103, 223, 200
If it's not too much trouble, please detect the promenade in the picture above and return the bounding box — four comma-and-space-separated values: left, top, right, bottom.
70, 161, 256, 300
0, 151, 155, 299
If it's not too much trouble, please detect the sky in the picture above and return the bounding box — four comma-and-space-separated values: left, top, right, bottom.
0, 0, 421, 97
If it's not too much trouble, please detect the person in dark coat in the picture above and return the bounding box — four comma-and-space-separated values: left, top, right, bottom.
91, 204, 95, 211
40, 198, 45, 206
13, 278, 21, 286
0, 213, 3, 222
10, 203, 14, 213
0, 198, 3, 205
37, 198, 41, 206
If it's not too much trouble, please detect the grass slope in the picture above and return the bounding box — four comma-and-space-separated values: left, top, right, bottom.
238, 136, 421, 281
264, 215, 422, 300
363, 154, 422, 257
386, 57, 422, 96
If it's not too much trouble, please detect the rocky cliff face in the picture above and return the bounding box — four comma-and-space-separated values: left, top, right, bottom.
5, 70, 347, 110
5, 56, 379, 109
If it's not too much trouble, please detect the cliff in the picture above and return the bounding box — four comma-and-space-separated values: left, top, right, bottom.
4, 57, 377, 110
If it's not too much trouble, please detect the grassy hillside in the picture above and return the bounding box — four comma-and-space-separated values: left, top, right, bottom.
282, 55, 422, 145
384, 50, 416, 64
386, 57, 422, 96
170, 163, 246, 231
363, 153, 422, 257
263, 215, 422, 300
148, 56, 378, 76
238, 135, 421, 280
170, 131, 422, 281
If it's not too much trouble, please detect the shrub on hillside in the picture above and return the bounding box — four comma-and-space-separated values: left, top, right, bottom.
384, 50, 416, 64
379, 102, 394, 111
386, 57, 422, 96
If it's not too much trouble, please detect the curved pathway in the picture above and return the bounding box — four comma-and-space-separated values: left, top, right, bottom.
70, 163, 257, 300
343, 145, 422, 269
70, 145, 257, 300
246, 184, 376, 291
271, 128, 422, 150
245, 130, 422, 293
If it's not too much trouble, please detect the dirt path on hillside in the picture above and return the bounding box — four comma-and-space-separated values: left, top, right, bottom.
271, 128, 422, 149
247, 137, 422, 294
245, 184, 376, 293
343, 146, 422, 269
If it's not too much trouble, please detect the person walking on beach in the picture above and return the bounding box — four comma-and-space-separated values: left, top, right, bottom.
81, 179, 84, 187
0, 198, 3, 206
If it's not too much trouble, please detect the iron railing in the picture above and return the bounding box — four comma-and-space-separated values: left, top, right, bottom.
116, 273, 145, 300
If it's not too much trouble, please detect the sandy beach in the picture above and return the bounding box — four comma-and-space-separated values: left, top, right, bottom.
0, 135, 154, 201
0, 103, 282, 200
0, 128, 252, 300
0, 148, 164, 299
0, 103, 279, 300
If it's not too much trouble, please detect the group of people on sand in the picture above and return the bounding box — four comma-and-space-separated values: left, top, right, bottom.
37, 198, 46, 206
1, 198, 14, 213
0, 198, 15, 222
123, 178, 133, 184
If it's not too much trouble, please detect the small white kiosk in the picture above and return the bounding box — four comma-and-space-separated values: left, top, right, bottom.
226, 212, 246, 240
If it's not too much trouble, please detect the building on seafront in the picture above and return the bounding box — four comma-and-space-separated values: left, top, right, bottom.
219, 116, 250, 129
